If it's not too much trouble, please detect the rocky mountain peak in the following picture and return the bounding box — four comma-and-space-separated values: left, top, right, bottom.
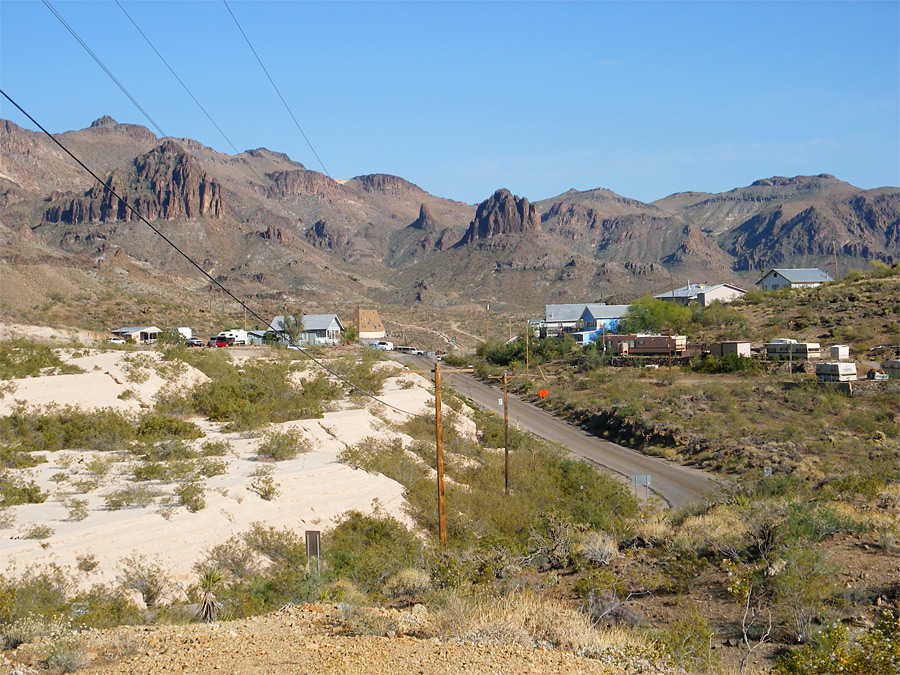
411, 204, 438, 230
42, 141, 223, 225
459, 189, 541, 246
90, 115, 118, 128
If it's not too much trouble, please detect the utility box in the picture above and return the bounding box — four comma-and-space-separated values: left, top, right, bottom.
816, 361, 857, 382
830, 345, 850, 361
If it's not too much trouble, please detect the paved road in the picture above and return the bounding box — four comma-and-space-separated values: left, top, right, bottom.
399, 355, 718, 508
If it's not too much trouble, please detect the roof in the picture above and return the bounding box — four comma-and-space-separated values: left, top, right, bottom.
269, 314, 344, 332
580, 304, 630, 320
654, 283, 745, 300
544, 304, 588, 323
765, 268, 833, 283
112, 326, 160, 334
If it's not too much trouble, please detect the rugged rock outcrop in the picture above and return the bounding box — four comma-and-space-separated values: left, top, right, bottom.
305, 218, 350, 250
458, 189, 541, 245
41, 140, 223, 224
353, 173, 424, 197
266, 169, 339, 199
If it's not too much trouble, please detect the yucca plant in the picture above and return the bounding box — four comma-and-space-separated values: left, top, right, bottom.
195, 570, 225, 623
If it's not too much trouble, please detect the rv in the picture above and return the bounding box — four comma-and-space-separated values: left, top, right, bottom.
216, 329, 249, 346
815, 362, 857, 382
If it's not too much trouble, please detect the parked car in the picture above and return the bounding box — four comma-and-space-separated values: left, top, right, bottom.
185, 337, 203, 347
208, 337, 231, 348
376, 341, 394, 351
106, 337, 126, 344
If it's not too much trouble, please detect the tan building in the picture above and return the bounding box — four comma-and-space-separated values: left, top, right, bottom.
350, 308, 385, 339
710, 341, 752, 358
603, 333, 687, 356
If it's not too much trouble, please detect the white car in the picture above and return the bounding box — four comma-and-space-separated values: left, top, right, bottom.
106, 337, 126, 344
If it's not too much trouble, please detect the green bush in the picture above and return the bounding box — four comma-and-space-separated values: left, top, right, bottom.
325, 510, 422, 593
0, 339, 84, 380
0, 471, 47, 505
257, 428, 310, 461
175, 480, 206, 512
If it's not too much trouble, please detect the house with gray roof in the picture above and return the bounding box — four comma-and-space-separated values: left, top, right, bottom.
111, 326, 160, 343
655, 282, 746, 306
268, 314, 344, 346
758, 268, 833, 291
541, 304, 589, 337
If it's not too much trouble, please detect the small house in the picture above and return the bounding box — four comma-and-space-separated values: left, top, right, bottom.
269, 314, 344, 346
764, 338, 821, 360
541, 304, 589, 337
579, 304, 630, 333
603, 333, 687, 356
758, 268, 833, 291
830, 345, 850, 361
655, 283, 746, 307
111, 326, 161, 344
350, 308, 385, 340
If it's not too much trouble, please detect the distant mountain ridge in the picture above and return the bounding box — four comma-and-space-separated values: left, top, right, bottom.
1, 116, 897, 313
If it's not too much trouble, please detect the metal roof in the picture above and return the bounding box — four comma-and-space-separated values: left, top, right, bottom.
767, 268, 833, 283
269, 314, 344, 332
581, 304, 630, 320
544, 304, 588, 322
112, 326, 160, 334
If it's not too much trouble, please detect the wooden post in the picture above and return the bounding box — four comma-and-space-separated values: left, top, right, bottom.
434, 361, 447, 551
503, 371, 509, 495
484, 301, 489, 343
525, 323, 530, 376
832, 241, 839, 281
507, 317, 511, 340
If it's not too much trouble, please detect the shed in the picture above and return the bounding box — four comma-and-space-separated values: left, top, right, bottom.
830, 345, 850, 361
710, 341, 752, 358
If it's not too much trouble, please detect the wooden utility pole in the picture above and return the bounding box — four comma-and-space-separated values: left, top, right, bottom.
434, 361, 447, 551
507, 317, 511, 340
525, 323, 530, 375
503, 372, 509, 495
832, 241, 839, 281
483, 300, 490, 343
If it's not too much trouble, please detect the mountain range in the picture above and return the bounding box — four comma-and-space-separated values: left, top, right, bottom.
1, 116, 897, 317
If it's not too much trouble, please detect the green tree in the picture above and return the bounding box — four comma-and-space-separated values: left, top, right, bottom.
156, 328, 185, 346
621, 295, 692, 334
281, 312, 304, 345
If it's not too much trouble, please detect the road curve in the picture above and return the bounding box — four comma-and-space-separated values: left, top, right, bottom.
399, 355, 718, 509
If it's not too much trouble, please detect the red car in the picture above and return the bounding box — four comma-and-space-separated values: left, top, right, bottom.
207, 337, 230, 348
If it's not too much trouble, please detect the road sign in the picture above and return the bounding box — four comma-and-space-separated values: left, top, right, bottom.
538, 389, 549, 398
632, 475, 652, 500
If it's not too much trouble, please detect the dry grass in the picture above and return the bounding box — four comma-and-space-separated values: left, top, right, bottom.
673, 505, 750, 557
635, 512, 674, 546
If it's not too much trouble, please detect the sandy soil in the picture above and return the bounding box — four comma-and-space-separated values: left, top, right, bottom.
0, 345, 463, 592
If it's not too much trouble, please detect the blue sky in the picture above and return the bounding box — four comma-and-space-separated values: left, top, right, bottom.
1, 1, 897, 204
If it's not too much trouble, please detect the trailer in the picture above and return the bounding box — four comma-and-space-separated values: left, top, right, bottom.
765, 339, 821, 360
216, 329, 249, 346
816, 361, 857, 382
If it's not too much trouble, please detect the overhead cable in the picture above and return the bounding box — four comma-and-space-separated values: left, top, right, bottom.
222, 0, 333, 179
0, 89, 424, 420
41, 0, 168, 139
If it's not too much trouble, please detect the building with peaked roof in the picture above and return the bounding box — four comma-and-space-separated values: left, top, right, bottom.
542, 304, 588, 336
655, 283, 746, 307
758, 268, 833, 291
579, 304, 630, 333
268, 314, 344, 346
350, 308, 385, 339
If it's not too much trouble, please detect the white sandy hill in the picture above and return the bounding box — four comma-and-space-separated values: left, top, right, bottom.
0, 347, 471, 592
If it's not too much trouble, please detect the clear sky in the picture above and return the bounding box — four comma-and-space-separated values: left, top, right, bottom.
1, 1, 897, 204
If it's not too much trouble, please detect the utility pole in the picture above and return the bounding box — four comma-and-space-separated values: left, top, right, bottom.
832, 241, 839, 281
482, 300, 490, 343
525, 322, 530, 375
503, 371, 509, 495
434, 361, 447, 551
507, 317, 511, 341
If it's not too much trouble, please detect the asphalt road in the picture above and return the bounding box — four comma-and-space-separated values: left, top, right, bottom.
399, 354, 719, 509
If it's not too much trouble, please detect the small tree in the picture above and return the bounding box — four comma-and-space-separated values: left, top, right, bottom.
156, 328, 185, 346
281, 312, 304, 346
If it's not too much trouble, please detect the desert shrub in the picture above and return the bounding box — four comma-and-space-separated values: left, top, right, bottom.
44, 634, 89, 673
257, 428, 310, 461
325, 510, 421, 593
578, 531, 619, 566
0, 443, 46, 469
330, 349, 393, 396
76, 554, 99, 572
0, 565, 72, 625
200, 439, 232, 457
321, 579, 369, 606
769, 547, 836, 644
191, 358, 340, 431
195, 538, 260, 582
693, 301, 747, 329
120, 555, 167, 607
104, 485, 159, 510
136, 414, 203, 442
248, 466, 280, 501
175, 480, 206, 512
621, 295, 693, 334
694, 353, 762, 374
216, 563, 319, 619
0, 404, 135, 453
137, 439, 198, 463
773, 611, 900, 674
658, 552, 708, 594
382, 568, 432, 600
658, 610, 719, 674
1, 614, 68, 650
340, 605, 400, 637
242, 523, 306, 567
673, 504, 750, 558
0, 338, 84, 379
338, 436, 426, 488
0, 471, 47, 505
23, 523, 54, 539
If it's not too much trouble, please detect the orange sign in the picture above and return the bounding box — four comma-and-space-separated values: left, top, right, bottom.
538, 389, 549, 398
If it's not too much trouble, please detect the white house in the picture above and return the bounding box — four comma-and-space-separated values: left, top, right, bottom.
541, 304, 589, 337
758, 268, 833, 291
269, 314, 344, 346
111, 326, 160, 343
655, 283, 746, 307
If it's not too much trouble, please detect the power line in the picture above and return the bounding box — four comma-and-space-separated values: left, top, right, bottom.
222, 0, 332, 179
41, 0, 168, 139
0, 89, 424, 420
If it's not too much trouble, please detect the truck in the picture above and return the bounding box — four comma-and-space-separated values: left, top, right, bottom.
215, 329, 249, 346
